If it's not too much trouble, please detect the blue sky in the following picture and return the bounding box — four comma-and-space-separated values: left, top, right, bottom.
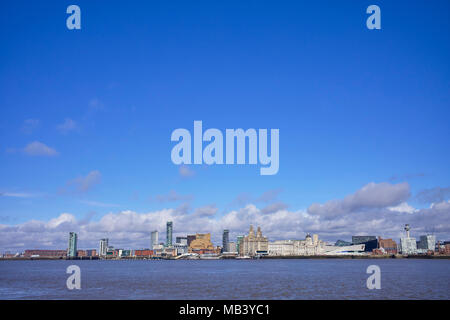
0, 1, 449, 250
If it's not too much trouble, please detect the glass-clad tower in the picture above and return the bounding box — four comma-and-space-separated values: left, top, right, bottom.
166, 221, 173, 247
68, 232, 78, 258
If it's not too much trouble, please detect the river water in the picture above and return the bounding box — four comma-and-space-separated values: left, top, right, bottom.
0, 259, 448, 299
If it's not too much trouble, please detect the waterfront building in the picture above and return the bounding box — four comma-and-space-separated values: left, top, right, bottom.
176, 236, 188, 245
269, 240, 296, 256
68, 232, 78, 258
241, 226, 268, 256
236, 236, 244, 255
162, 247, 177, 257
376, 237, 398, 255
335, 239, 352, 246
227, 241, 237, 253
352, 235, 378, 252
153, 248, 164, 257
188, 233, 217, 254
187, 234, 197, 247
134, 249, 153, 257
118, 249, 132, 257
321, 244, 365, 255
400, 224, 417, 255
24, 250, 67, 258
166, 221, 173, 247
99, 238, 109, 256
445, 244, 450, 255
173, 243, 188, 255
268, 233, 366, 256
222, 229, 229, 253
400, 238, 417, 254
150, 231, 158, 250
86, 249, 97, 257
106, 247, 119, 258
77, 250, 86, 257
268, 234, 324, 256
418, 235, 436, 252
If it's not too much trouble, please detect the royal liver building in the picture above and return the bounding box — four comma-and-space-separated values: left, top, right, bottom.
241, 225, 269, 256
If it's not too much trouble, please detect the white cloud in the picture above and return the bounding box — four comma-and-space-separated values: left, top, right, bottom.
1, 183, 449, 252
308, 182, 410, 219
47, 213, 76, 229
388, 202, 418, 214
23, 141, 58, 157
57, 118, 77, 134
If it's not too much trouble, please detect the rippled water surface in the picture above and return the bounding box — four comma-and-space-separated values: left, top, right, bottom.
0, 259, 449, 299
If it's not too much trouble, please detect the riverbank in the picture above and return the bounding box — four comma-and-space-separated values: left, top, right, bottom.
1, 254, 449, 260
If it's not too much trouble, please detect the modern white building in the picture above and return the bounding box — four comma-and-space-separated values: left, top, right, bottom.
400, 224, 417, 254
321, 244, 365, 255
99, 238, 109, 256
418, 235, 436, 251
269, 234, 365, 256
176, 237, 188, 245
150, 231, 158, 250
173, 243, 188, 255
400, 238, 417, 254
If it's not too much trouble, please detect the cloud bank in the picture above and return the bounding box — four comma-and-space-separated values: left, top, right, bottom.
1, 182, 449, 252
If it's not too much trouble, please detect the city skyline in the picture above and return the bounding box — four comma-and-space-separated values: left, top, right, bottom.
7, 221, 442, 258
1, 216, 444, 254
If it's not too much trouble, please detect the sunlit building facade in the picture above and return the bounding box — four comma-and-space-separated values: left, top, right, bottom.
241, 225, 268, 256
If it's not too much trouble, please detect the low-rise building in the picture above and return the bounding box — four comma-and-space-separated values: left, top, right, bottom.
377, 237, 398, 255
321, 244, 365, 255
189, 233, 216, 253
24, 250, 67, 258
269, 234, 324, 256
176, 237, 188, 245
174, 243, 188, 255
77, 250, 86, 257
135, 249, 153, 257
352, 235, 378, 252
86, 249, 97, 257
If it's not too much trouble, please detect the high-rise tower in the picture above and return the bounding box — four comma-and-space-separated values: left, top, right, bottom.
150, 231, 158, 250
166, 221, 173, 247
222, 229, 229, 252
99, 238, 108, 256
68, 232, 78, 258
